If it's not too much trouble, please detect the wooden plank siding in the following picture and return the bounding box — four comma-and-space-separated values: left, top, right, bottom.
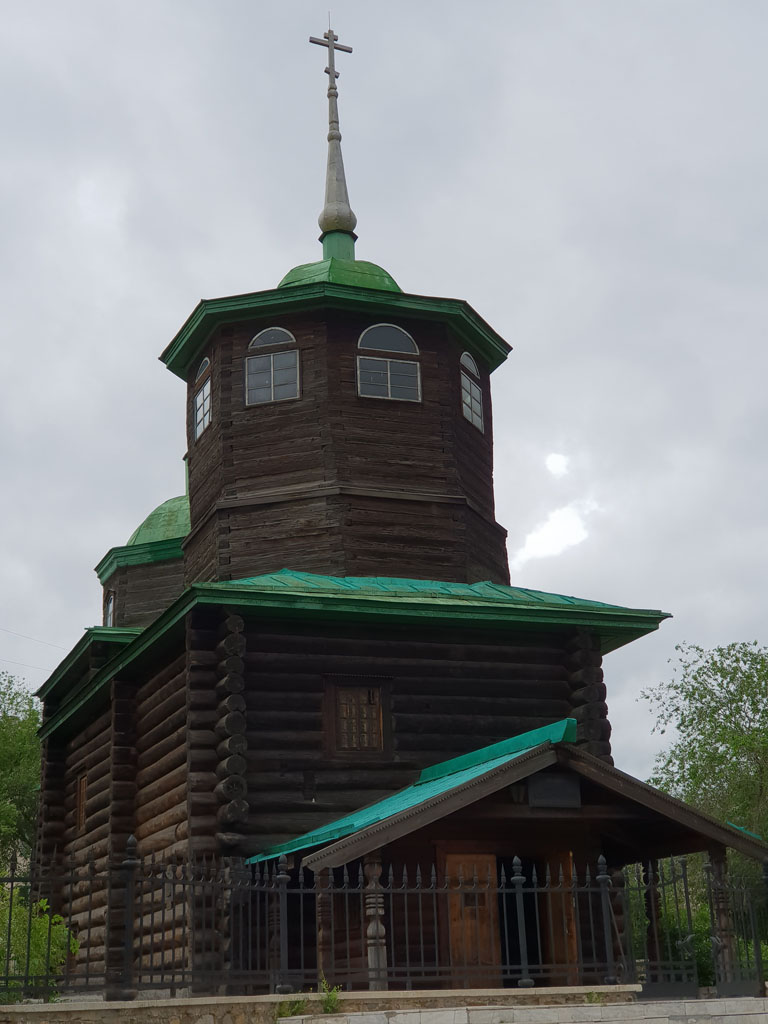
105, 558, 186, 628
183, 310, 509, 588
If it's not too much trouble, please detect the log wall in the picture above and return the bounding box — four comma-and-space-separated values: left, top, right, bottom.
104, 558, 186, 628
236, 620, 611, 855
184, 310, 509, 587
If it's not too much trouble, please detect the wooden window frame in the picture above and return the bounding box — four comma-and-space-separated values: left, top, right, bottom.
245, 348, 301, 406
323, 676, 392, 759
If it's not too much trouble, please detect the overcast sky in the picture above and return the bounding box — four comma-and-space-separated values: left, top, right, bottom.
1, 1, 766, 782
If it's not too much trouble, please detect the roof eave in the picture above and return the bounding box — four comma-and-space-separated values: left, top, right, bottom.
160, 283, 511, 380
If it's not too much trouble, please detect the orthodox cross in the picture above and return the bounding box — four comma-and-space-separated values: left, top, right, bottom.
309, 27, 357, 247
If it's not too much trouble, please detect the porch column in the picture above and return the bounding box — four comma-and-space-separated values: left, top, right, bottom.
708, 847, 736, 985
363, 851, 388, 991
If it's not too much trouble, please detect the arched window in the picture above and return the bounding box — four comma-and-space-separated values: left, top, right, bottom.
250, 327, 296, 349
358, 324, 418, 354
246, 327, 300, 405
357, 324, 421, 402
194, 356, 212, 439
460, 352, 483, 431
104, 591, 115, 627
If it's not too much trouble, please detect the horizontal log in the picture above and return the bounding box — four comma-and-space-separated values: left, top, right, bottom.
215, 711, 246, 737
135, 668, 185, 719
135, 705, 186, 757
216, 673, 244, 697
134, 801, 188, 843
217, 735, 247, 758
217, 800, 249, 825
218, 613, 245, 637
138, 686, 188, 739
214, 775, 247, 802
136, 725, 186, 773
571, 702, 609, 722
217, 693, 246, 715
136, 745, 187, 789
217, 633, 246, 658
216, 754, 247, 778
217, 656, 245, 678
135, 773, 187, 823
135, 653, 186, 703
569, 683, 607, 707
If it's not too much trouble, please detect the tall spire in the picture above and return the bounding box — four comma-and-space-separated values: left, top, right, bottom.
309, 27, 357, 261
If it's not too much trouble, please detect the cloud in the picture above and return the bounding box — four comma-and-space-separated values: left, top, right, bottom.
510, 499, 600, 571
545, 453, 569, 478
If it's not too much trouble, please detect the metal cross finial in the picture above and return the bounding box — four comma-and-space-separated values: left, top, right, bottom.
309, 27, 357, 252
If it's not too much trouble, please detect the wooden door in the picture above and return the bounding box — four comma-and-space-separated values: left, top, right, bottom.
445, 853, 501, 987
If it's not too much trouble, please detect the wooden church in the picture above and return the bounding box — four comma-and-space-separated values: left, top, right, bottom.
34, 29, 767, 995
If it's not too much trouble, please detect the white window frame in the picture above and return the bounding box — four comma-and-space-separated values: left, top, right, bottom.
357, 355, 422, 402
104, 591, 115, 627
194, 377, 212, 439
245, 349, 301, 406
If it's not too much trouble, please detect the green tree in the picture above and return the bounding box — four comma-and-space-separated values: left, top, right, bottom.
0, 673, 41, 864
641, 641, 768, 837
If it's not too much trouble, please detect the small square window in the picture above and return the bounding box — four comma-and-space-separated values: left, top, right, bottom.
325, 678, 391, 756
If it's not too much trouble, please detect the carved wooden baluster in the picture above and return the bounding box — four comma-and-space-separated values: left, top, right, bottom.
364, 851, 388, 991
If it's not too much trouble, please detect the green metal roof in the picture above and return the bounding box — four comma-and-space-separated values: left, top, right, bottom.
126, 495, 190, 546
160, 282, 511, 380
39, 570, 669, 741
35, 626, 142, 702
278, 258, 400, 293
247, 719, 578, 863
94, 495, 190, 584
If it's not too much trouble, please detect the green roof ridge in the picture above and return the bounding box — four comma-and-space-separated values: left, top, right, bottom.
417, 719, 577, 784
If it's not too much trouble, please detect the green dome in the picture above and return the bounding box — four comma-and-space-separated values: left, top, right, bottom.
127, 495, 190, 546
278, 257, 401, 293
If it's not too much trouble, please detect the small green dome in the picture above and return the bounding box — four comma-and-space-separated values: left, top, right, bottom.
127, 495, 190, 546
278, 258, 401, 293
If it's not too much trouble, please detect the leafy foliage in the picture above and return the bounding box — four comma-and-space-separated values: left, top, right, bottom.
0, 892, 76, 1002
641, 642, 768, 837
319, 974, 342, 1013
0, 674, 41, 866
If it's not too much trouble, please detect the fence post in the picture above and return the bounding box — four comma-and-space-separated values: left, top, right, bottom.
106, 835, 139, 1001
511, 857, 534, 988
364, 851, 388, 991
596, 856, 617, 984
275, 855, 293, 994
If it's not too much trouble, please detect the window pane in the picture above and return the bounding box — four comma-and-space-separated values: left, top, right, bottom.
273, 366, 297, 385
460, 352, 479, 377
359, 381, 388, 397
247, 354, 270, 372
247, 386, 272, 405
359, 324, 418, 354
390, 360, 418, 377
390, 384, 419, 400
247, 369, 272, 387
272, 350, 298, 370
274, 382, 298, 400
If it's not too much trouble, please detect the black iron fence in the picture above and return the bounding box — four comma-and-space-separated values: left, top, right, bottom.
1, 843, 767, 1003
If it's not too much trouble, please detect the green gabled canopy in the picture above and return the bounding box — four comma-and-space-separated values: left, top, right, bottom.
247, 720, 578, 864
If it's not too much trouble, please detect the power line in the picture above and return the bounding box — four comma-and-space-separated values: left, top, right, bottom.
0, 657, 46, 672
0, 627, 66, 651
